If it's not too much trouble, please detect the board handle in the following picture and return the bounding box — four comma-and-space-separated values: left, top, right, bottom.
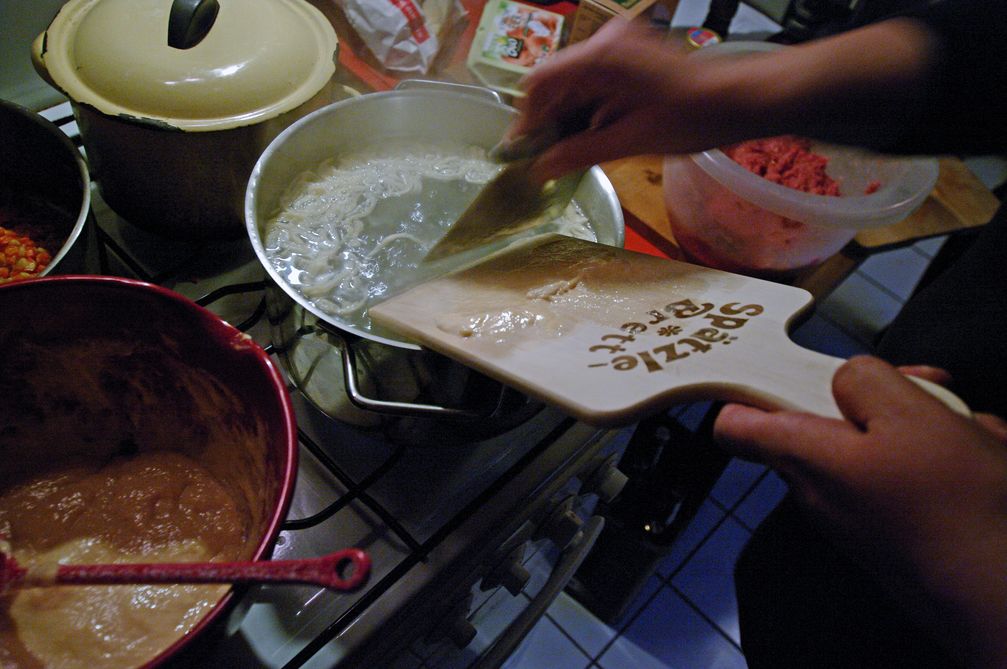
726, 345, 971, 420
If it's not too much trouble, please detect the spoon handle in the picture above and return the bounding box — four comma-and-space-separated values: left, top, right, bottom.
7, 548, 370, 592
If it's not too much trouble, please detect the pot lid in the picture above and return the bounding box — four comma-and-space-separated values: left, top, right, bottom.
37, 0, 338, 130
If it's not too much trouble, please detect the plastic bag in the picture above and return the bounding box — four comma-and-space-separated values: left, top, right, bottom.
335, 0, 466, 74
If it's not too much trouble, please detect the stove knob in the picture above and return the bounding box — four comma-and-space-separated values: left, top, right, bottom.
581, 454, 629, 504
446, 616, 478, 649
428, 593, 477, 649
503, 561, 531, 595
538, 496, 583, 550
482, 543, 531, 595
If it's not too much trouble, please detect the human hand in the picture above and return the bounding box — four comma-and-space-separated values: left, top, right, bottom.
502, 19, 757, 181
713, 355, 1007, 667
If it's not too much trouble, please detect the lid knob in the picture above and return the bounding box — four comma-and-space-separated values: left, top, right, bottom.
168, 0, 220, 49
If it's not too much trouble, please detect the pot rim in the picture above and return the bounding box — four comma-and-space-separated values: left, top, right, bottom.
245, 86, 625, 351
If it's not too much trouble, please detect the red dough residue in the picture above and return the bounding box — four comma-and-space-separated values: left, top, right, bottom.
725, 136, 841, 196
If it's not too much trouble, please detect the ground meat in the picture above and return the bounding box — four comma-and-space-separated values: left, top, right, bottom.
664, 136, 888, 278
724, 136, 841, 196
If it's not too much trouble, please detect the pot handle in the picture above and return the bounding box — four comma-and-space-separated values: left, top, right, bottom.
168, 0, 220, 49
319, 323, 498, 420
394, 79, 503, 106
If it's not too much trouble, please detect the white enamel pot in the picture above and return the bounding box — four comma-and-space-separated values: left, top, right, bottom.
32, 0, 339, 240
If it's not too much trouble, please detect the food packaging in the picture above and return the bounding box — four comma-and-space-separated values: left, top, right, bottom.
466, 0, 565, 97
334, 0, 466, 74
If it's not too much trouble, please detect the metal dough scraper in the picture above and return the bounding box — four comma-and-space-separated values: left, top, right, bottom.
423, 119, 588, 262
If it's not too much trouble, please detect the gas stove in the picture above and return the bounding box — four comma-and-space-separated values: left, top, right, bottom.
40, 101, 630, 669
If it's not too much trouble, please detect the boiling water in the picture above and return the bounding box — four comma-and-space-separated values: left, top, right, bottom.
265, 140, 597, 339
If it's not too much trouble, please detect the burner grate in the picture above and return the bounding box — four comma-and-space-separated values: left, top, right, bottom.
42, 102, 611, 668
42, 102, 436, 659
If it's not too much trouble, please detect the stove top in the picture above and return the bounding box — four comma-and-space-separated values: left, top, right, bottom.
39, 101, 622, 668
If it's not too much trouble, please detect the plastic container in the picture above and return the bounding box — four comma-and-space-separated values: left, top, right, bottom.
663, 42, 940, 278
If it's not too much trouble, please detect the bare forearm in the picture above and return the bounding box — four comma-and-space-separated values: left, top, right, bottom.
510, 15, 952, 181
698, 18, 943, 149
913, 518, 1007, 667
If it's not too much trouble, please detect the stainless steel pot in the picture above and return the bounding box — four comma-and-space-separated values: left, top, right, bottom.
0, 98, 93, 277
245, 81, 624, 427
31, 0, 339, 240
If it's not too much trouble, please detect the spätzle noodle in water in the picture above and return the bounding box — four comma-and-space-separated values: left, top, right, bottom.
265, 140, 597, 338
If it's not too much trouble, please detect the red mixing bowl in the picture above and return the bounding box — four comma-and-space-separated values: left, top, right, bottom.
0, 275, 298, 668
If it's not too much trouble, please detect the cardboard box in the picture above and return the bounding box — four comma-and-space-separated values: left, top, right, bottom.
569, 0, 677, 45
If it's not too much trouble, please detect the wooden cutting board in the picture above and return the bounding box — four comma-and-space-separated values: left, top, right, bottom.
371, 234, 968, 427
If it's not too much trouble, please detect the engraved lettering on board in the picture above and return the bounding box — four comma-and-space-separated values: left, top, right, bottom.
587, 299, 765, 373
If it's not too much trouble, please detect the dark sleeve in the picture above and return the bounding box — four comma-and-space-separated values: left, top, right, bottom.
888, 0, 1007, 155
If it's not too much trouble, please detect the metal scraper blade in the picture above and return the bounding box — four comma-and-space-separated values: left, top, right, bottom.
424, 160, 584, 262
